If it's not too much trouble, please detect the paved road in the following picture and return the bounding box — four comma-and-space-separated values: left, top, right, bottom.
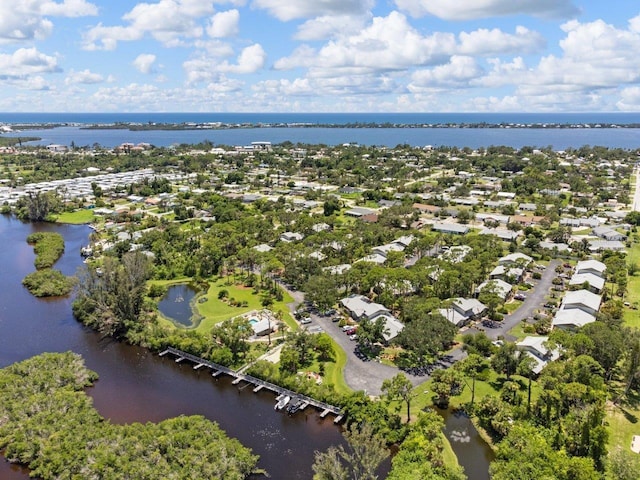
282, 282, 464, 396
633, 168, 640, 211
479, 259, 561, 341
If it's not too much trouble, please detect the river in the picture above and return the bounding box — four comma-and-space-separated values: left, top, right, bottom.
0, 214, 492, 479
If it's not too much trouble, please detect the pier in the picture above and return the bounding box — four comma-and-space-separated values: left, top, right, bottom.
160, 347, 343, 423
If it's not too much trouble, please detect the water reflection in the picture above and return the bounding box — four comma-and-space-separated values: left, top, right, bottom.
157, 283, 199, 327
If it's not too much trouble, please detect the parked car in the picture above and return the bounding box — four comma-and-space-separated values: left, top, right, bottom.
349, 334, 358, 341
514, 293, 526, 301
300, 317, 312, 325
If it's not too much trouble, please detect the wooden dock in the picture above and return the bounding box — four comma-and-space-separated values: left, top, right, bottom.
159, 347, 343, 421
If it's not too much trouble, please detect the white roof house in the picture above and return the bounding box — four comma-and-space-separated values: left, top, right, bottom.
552, 308, 597, 330
340, 295, 389, 321
498, 252, 533, 267
574, 260, 606, 278
323, 264, 352, 275
439, 298, 487, 327
477, 279, 513, 300
372, 242, 405, 258
516, 336, 561, 374
432, 222, 469, 235
253, 243, 273, 253
355, 253, 387, 265
561, 289, 602, 316
280, 232, 304, 243
378, 315, 405, 342
569, 273, 605, 293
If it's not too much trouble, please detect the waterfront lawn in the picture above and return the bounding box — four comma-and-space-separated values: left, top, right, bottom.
195, 280, 296, 333
606, 392, 640, 456
307, 336, 350, 395
54, 209, 95, 224
623, 241, 640, 329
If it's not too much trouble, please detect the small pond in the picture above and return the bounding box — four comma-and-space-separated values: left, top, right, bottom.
438, 408, 495, 480
157, 284, 199, 327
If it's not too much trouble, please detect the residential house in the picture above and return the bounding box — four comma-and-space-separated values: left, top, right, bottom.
432, 222, 469, 235
552, 289, 601, 330
592, 226, 626, 242
477, 279, 513, 301
574, 260, 606, 278
345, 207, 376, 217
438, 298, 487, 327
516, 336, 561, 374
280, 232, 304, 243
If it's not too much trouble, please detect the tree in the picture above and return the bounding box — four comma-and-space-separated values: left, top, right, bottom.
323, 197, 342, 216
304, 275, 340, 312
210, 316, 252, 363
430, 368, 462, 408
456, 354, 488, 407
516, 354, 537, 414
312, 422, 388, 480
492, 342, 520, 379
382, 373, 417, 422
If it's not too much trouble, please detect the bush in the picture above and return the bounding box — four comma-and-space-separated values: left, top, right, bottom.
532, 271, 542, 280
22, 268, 76, 297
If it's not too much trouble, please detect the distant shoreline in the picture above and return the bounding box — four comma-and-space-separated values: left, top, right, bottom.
4, 121, 640, 131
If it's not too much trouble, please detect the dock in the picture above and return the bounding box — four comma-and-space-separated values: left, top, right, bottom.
159, 347, 343, 421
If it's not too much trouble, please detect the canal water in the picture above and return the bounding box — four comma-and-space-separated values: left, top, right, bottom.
0, 215, 345, 479
0, 214, 493, 479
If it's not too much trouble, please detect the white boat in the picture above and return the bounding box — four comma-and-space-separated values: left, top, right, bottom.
275, 394, 291, 410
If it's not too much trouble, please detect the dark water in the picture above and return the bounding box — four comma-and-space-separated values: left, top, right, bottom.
5, 124, 640, 149
0, 214, 345, 480
157, 283, 198, 326
0, 214, 492, 480
439, 409, 495, 480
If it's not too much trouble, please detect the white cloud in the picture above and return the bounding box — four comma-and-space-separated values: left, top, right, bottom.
39, 0, 99, 17
294, 14, 370, 41
409, 56, 483, 91
184, 43, 265, 82
0, 48, 60, 77
65, 69, 104, 84
6, 75, 51, 91
83, 0, 218, 50
217, 43, 266, 73
207, 9, 240, 38
458, 26, 545, 55
252, 0, 373, 21
617, 87, 640, 111
395, 0, 579, 20
0, 0, 98, 44
133, 53, 157, 74
275, 12, 455, 73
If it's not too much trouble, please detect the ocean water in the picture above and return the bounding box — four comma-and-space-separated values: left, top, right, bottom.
1, 112, 640, 149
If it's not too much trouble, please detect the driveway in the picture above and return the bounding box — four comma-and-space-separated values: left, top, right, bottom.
279, 281, 465, 396
479, 259, 561, 341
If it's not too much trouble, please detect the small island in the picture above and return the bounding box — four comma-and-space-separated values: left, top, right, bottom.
22, 232, 75, 297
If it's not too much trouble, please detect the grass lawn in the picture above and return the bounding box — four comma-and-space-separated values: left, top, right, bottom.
503, 300, 523, 314
307, 336, 351, 395
55, 209, 95, 224
151, 277, 297, 333
606, 392, 640, 455
507, 321, 531, 341
623, 241, 640, 329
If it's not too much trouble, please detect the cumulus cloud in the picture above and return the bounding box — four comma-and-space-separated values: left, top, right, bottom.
207, 9, 240, 38
617, 86, 640, 111
133, 53, 157, 73
252, 0, 373, 21
65, 69, 104, 84
184, 43, 265, 82
0, 0, 98, 44
0, 47, 60, 77
395, 0, 579, 20
409, 56, 483, 91
275, 12, 455, 73
294, 14, 370, 41
458, 26, 545, 55
83, 0, 218, 50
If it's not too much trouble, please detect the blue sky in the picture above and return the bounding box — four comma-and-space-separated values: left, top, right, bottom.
1, 0, 639, 112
